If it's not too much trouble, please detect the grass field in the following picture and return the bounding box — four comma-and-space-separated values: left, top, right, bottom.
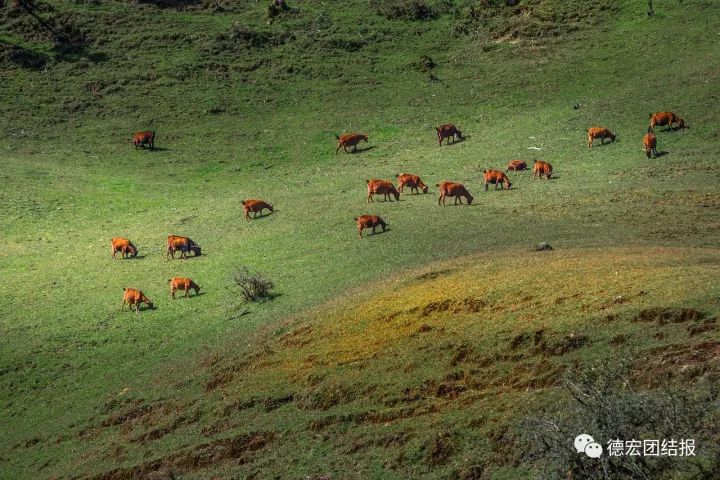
1, 0, 719, 478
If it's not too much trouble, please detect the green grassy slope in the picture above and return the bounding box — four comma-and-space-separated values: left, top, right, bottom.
1, 0, 719, 478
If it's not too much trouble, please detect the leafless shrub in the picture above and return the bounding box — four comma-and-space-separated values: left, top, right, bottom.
231, 267, 275, 302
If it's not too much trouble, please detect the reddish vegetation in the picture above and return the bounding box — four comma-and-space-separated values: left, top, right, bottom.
366, 179, 400, 203
532, 160, 552, 180
335, 133, 368, 153
355, 215, 388, 238
241, 199, 274, 221
120, 288, 153, 315
111, 237, 137, 259
587, 127, 616, 147
436, 181, 473, 206
435, 124, 462, 146
396, 173, 428, 194
482, 170, 512, 191
168, 277, 201, 299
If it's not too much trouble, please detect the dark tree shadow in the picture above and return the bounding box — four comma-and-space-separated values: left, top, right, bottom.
1, 42, 48, 70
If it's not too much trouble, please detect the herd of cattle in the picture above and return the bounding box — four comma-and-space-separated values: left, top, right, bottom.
120, 111, 685, 314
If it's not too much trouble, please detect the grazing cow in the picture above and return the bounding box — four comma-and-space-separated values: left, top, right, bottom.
133, 130, 155, 149
166, 235, 201, 260
355, 215, 388, 239
643, 128, 658, 158
437, 181, 473, 206
436, 124, 462, 146
396, 173, 428, 194
649, 111, 685, 131
336, 133, 368, 153
242, 199, 274, 221
506, 160, 527, 172
532, 160, 553, 180
483, 170, 512, 191
168, 277, 201, 299
366, 179, 400, 203
111, 237, 138, 259
120, 288, 153, 315
587, 127, 616, 147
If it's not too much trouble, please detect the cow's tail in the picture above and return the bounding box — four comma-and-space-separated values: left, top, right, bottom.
353, 217, 358, 221
335, 135, 340, 140
648, 113, 653, 119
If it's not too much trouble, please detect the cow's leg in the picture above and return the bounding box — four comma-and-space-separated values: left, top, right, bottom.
184, 289, 189, 298
358, 227, 363, 239
120, 300, 125, 310
372, 226, 376, 234
112, 249, 117, 259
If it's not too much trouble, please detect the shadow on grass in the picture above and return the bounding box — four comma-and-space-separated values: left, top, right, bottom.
439, 136, 467, 146
348, 145, 376, 154
654, 151, 670, 158
137, 147, 170, 152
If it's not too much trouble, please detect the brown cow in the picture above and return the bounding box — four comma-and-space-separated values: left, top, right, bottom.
133, 130, 155, 149
355, 215, 388, 239
532, 160, 552, 180
242, 199, 274, 220
120, 288, 153, 315
649, 111, 685, 131
436, 124, 462, 146
168, 277, 201, 299
437, 181, 473, 206
396, 173, 428, 194
166, 235, 201, 260
366, 179, 400, 203
483, 170, 512, 191
336, 133, 368, 153
643, 128, 658, 158
111, 237, 138, 259
587, 127, 616, 147
506, 160, 527, 172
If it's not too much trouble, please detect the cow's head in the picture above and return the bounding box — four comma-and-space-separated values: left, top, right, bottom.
466, 194, 474, 205
268, 204, 274, 212
361, 134, 369, 142
127, 244, 138, 257
421, 185, 429, 194
191, 245, 202, 257
610, 131, 617, 141
677, 117, 685, 128
456, 129, 463, 138
393, 190, 400, 201
146, 300, 154, 310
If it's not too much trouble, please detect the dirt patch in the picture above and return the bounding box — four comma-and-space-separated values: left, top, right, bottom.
423, 431, 456, 466
204, 371, 234, 392
412, 297, 489, 317
687, 318, 718, 337
633, 341, 720, 387
633, 307, 705, 325
89, 431, 274, 480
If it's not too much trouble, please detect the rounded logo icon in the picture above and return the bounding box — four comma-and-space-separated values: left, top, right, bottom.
574, 434, 595, 454
585, 442, 603, 458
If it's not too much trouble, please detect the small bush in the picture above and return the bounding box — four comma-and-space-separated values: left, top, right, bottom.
231, 267, 275, 302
